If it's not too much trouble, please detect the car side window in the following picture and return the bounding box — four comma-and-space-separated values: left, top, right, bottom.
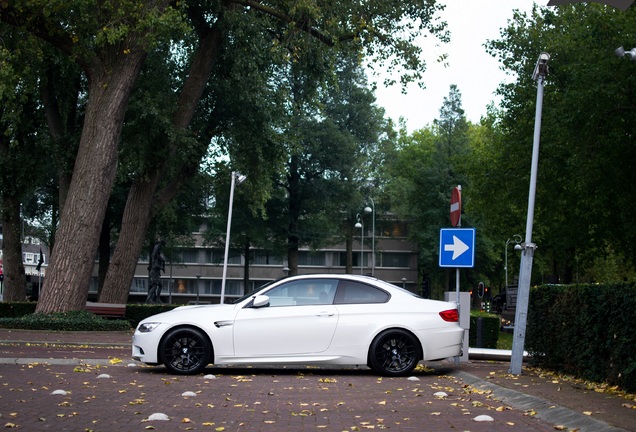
334, 281, 390, 304
265, 279, 338, 307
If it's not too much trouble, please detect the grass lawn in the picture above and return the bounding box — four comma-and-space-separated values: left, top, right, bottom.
497, 331, 513, 350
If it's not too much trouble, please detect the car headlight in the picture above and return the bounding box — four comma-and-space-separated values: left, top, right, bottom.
137, 322, 161, 333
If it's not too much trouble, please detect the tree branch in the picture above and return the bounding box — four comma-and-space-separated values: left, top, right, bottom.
229, 0, 336, 46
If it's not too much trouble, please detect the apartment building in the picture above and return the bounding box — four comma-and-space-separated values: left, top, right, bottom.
90, 222, 420, 304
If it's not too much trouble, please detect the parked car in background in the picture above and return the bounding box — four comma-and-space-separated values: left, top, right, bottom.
133, 274, 463, 376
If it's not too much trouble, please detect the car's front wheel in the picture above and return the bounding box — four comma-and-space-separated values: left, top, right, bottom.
160, 327, 212, 375
368, 329, 421, 376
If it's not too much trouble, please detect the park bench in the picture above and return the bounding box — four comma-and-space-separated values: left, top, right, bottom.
85, 302, 126, 319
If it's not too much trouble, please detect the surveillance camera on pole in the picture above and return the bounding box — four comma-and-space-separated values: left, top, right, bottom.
510, 52, 550, 375
615, 46, 636, 61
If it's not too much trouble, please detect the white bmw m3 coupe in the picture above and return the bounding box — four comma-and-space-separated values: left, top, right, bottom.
132, 274, 463, 376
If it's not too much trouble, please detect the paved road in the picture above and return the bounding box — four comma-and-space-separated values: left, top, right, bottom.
0, 330, 633, 432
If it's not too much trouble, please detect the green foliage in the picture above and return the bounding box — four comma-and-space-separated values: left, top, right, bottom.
0, 302, 178, 329
0, 310, 131, 331
385, 85, 481, 296
124, 303, 179, 328
0, 302, 37, 318
527, 283, 636, 393
481, 5, 636, 283
469, 311, 500, 349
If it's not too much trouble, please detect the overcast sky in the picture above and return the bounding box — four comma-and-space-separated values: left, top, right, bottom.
372, 0, 543, 132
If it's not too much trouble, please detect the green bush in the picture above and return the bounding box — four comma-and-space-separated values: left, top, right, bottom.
125, 303, 179, 328
527, 283, 636, 393
0, 302, 180, 330
0, 302, 37, 318
0, 310, 131, 331
469, 311, 500, 348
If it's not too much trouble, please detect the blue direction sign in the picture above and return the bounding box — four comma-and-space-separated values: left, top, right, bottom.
439, 228, 476, 268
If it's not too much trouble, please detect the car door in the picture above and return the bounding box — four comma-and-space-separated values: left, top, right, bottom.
232, 278, 339, 356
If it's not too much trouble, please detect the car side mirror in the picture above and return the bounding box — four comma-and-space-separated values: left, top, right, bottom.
252, 295, 270, 308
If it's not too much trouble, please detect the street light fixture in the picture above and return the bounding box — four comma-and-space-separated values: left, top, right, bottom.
505, 235, 523, 288
355, 213, 363, 274
221, 171, 246, 304
364, 197, 375, 276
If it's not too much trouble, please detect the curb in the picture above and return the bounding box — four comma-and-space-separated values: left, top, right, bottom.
451, 370, 628, 432
0, 357, 137, 366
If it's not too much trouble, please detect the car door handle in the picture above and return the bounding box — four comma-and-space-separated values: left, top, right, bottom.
316, 312, 335, 317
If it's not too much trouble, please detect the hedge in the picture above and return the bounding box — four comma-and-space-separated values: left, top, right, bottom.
0, 302, 180, 330
0, 302, 37, 318
526, 283, 636, 393
0, 310, 131, 331
469, 311, 500, 348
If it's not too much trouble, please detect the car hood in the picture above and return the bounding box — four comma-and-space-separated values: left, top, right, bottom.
140, 303, 238, 324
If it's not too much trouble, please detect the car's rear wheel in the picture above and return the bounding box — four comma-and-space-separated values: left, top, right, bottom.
368, 329, 421, 376
160, 327, 212, 375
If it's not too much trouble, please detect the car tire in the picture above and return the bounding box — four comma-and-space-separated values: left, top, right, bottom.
368, 329, 421, 376
160, 327, 212, 375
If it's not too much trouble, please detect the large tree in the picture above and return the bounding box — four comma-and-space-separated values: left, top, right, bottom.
0, 26, 51, 301
2, 0, 449, 312
385, 85, 472, 298
481, 4, 636, 283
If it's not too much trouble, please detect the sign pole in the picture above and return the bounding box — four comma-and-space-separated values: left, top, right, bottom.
454, 185, 461, 365
454, 186, 461, 310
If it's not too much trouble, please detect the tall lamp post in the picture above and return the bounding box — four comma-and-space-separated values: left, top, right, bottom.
510, 52, 549, 375
195, 274, 201, 305
505, 235, 523, 288
221, 171, 246, 304
354, 213, 364, 274
364, 198, 375, 275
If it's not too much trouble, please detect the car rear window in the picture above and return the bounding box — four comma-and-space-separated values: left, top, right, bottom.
334, 281, 389, 304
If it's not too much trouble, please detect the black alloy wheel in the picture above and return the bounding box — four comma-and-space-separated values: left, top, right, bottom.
368, 329, 421, 376
160, 327, 212, 375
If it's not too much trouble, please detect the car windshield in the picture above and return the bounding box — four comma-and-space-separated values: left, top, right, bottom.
232, 279, 281, 304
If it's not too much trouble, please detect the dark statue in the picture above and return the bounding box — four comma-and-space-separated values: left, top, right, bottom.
146, 240, 166, 303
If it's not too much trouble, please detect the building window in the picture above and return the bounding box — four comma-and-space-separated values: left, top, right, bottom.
131, 278, 148, 293
378, 253, 410, 268
299, 251, 325, 266
381, 222, 409, 238
253, 252, 284, 266
177, 248, 200, 264
210, 279, 243, 296
24, 253, 34, 264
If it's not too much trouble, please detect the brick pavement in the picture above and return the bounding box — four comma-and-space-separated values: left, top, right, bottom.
0, 330, 633, 432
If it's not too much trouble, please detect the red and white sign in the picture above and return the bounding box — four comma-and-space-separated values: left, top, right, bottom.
450, 186, 461, 227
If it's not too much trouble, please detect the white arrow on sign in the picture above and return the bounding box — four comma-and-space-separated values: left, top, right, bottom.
444, 235, 469, 260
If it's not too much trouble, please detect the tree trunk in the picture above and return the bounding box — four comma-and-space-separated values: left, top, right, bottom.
99, 176, 159, 304
0, 194, 28, 302
36, 51, 147, 314
97, 211, 111, 298
287, 240, 299, 276
98, 25, 223, 304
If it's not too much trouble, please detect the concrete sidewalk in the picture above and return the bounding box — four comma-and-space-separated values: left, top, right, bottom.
0, 329, 633, 431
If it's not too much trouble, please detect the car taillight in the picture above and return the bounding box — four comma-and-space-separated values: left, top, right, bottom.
439, 309, 459, 322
